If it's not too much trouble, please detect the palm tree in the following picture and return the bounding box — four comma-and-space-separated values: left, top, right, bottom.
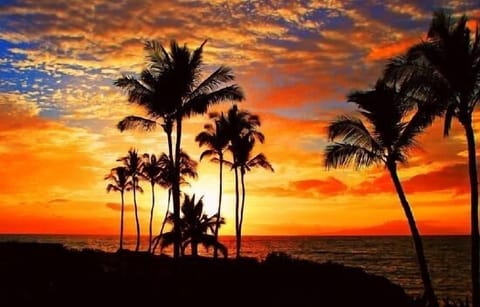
195, 114, 230, 258
227, 135, 273, 258
118, 148, 144, 252
324, 79, 440, 307
105, 166, 132, 251
386, 11, 480, 307
115, 40, 244, 258
161, 194, 227, 257
223, 105, 265, 258
151, 150, 198, 254
140, 153, 163, 253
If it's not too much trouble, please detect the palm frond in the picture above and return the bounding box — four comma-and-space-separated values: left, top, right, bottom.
182, 85, 244, 118
396, 101, 443, 152
160, 231, 176, 250
327, 115, 380, 150
117, 116, 158, 132
106, 184, 120, 193
247, 153, 274, 172
324, 143, 383, 170
200, 234, 228, 257
199, 149, 217, 161
189, 66, 235, 99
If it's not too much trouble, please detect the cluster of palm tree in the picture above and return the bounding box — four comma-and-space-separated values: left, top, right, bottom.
324, 10, 479, 307
108, 39, 272, 258
105, 148, 197, 253
196, 105, 273, 258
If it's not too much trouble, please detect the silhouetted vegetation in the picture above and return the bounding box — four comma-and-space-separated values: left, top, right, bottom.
0, 242, 415, 307
195, 113, 230, 259
117, 148, 144, 252
104, 166, 132, 251
160, 194, 227, 257
115, 40, 244, 259
99, 9, 480, 305
386, 10, 480, 307
324, 77, 441, 307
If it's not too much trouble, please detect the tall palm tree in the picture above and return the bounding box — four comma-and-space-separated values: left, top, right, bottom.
161, 194, 227, 257
105, 166, 132, 251
115, 40, 244, 258
227, 135, 273, 258
195, 114, 230, 258
324, 79, 441, 307
118, 148, 144, 252
386, 11, 480, 307
151, 150, 198, 254
140, 153, 163, 253
223, 105, 265, 258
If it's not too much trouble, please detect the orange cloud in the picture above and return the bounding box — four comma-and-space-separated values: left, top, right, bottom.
353, 163, 471, 196
292, 177, 348, 195
367, 37, 422, 61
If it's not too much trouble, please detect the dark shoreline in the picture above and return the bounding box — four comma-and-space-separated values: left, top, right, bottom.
0, 241, 416, 307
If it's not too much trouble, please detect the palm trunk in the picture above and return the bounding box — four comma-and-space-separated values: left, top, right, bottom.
387, 162, 438, 307
192, 240, 198, 257
172, 115, 183, 258
213, 153, 223, 259
152, 189, 171, 254
148, 181, 155, 253
133, 177, 140, 252
120, 190, 125, 251
464, 119, 479, 307
163, 118, 178, 257
234, 166, 240, 259
238, 167, 246, 257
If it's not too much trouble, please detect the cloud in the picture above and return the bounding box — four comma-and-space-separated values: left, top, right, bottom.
105, 202, 138, 212
263, 177, 348, 198
353, 163, 471, 195
48, 198, 70, 204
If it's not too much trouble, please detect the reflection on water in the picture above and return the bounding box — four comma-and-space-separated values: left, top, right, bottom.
0, 235, 471, 299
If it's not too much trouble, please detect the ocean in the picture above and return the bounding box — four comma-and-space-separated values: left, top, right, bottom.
0, 234, 472, 300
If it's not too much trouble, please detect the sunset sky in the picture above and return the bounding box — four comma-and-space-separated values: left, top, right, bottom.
0, 0, 479, 236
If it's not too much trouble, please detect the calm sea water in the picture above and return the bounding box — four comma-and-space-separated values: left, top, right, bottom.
0, 235, 472, 300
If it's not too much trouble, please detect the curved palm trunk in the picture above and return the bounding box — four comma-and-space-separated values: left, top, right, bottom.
172, 115, 183, 258
234, 166, 240, 259
464, 119, 479, 307
152, 189, 171, 254
239, 168, 246, 257
120, 190, 125, 251
133, 177, 140, 252
388, 163, 438, 307
213, 153, 223, 259
148, 181, 155, 253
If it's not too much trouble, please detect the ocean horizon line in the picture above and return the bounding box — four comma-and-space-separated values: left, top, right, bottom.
0, 233, 470, 237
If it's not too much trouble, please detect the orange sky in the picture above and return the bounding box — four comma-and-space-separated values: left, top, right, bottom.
0, 0, 479, 236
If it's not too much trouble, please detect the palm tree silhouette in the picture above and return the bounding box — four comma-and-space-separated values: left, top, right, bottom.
324, 79, 440, 307
227, 135, 273, 258
160, 194, 227, 257
386, 11, 480, 307
223, 105, 265, 258
117, 148, 144, 252
140, 153, 163, 253
115, 40, 244, 258
105, 166, 132, 251
151, 150, 198, 255
195, 114, 230, 258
